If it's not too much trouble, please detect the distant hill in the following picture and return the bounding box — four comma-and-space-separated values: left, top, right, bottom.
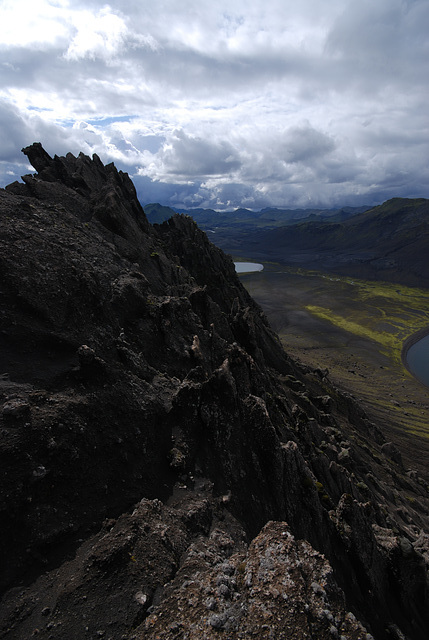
141, 202, 178, 224
226, 198, 429, 287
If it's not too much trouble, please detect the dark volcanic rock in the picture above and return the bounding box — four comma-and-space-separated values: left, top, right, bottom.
0, 145, 428, 640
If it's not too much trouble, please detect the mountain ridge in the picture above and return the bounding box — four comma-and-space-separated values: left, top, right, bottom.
144, 202, 370, 229
0, 144, 428, 639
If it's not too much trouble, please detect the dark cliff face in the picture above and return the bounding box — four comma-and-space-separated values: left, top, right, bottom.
0, 145, 428, 640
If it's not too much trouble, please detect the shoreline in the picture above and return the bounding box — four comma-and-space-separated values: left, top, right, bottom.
401, 326, 429, 377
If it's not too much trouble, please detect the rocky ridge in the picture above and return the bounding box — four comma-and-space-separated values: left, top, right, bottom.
0, 144, 428, 639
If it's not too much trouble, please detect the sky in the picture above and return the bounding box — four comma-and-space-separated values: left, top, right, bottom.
0, 0, 428, 210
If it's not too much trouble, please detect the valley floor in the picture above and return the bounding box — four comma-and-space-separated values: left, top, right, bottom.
240, 263, 429, 480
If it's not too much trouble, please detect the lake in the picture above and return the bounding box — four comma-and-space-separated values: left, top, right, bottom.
406, 333, 429, 387
234, 262, 264, 274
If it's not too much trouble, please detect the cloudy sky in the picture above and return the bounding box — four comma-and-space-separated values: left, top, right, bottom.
0, 0, 428, 210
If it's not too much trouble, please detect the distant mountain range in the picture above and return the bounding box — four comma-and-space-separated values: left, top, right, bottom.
145, 198, 429, 288
144, 202, 370, 229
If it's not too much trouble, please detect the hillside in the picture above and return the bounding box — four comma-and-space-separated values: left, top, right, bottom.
0, 145, 428, 640
225, 198, 429, 287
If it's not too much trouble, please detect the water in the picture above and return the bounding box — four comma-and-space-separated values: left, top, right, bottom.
234, 262, 264, 274
406, 333, 429, 387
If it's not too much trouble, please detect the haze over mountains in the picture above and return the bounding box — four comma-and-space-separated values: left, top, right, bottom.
145, 198, 429, 288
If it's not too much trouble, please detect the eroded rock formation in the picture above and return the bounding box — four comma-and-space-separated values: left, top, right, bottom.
0, 144, 428, 639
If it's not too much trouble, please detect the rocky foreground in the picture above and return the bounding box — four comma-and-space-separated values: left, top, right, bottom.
0, 144, 428, 639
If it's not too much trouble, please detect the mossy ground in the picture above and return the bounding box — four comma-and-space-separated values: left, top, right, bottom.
240, 264, 429, 473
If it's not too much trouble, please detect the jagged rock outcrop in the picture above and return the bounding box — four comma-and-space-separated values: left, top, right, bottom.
0, 145, 428, 639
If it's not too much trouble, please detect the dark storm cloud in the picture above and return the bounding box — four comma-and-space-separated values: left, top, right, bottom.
159, 131, 241, 178
0, 100, 35, 162
281, 126, 336, 164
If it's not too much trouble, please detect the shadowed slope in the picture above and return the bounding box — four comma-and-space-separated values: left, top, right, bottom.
0, 146, 428, 640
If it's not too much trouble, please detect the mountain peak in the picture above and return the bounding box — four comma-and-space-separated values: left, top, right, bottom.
7, 142, 150, 240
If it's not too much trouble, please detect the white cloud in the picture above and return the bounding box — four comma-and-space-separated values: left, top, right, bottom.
64, 8, 128, 61
0, 0, 69, 47
0, 0, 428, 209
